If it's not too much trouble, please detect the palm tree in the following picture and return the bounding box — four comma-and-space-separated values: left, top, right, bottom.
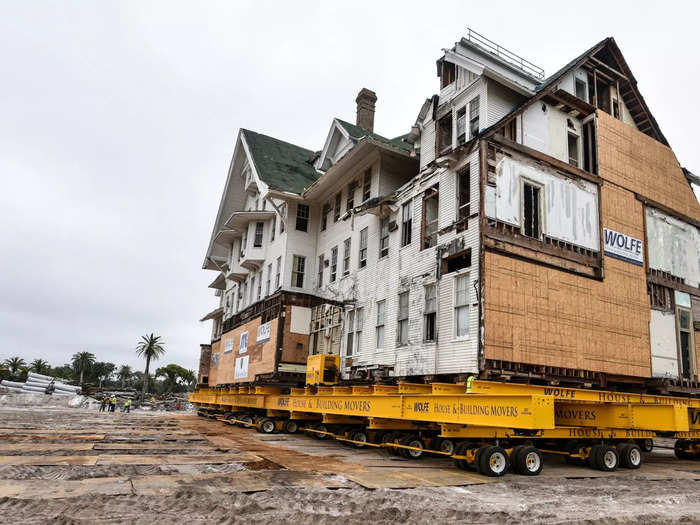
3, 357, 26, 376
117, 365, 133, 389
92, 362, 116, 388
71, 352, 96, 385
136, 333, 165, 400
30, 359, 51, 375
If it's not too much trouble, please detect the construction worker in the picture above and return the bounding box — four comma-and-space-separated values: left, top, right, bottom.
123, 399, 131, 413
466, 375, 475, 394
99, 397, 107, 412
109, 395, 117, 413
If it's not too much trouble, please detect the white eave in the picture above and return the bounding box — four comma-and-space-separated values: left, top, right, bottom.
200, 307, 224, 322
224, 210, 276, 231
208, 273, 227, 290
213, 229, 240, 248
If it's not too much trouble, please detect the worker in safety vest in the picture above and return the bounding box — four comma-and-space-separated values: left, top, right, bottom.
109, 396, 117, 412
466, 375, 475, 394
99, 397, 107, 412
123, 399, 131, 413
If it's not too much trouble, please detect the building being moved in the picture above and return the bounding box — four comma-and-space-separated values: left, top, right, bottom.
200, 30, 700, 393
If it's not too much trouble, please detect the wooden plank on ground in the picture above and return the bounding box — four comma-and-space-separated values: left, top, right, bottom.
0, 455, 98, 466
344, 467, 495, 489
93, 443, 218, 451
0, 434, 105, 441
0, 477, 132, 499
96, 452, 262, 465
0, 443, 94, 452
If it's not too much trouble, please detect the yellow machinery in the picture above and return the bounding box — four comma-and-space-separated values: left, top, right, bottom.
190, 356, 700, 477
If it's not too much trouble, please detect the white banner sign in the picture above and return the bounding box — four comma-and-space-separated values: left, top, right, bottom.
239, 331, 248, 354
234, 355, 249, 379
257, 321, 271, 344
603, 228, 643, 266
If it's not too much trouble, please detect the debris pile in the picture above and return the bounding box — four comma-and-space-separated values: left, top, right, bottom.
0, 372, 81, 396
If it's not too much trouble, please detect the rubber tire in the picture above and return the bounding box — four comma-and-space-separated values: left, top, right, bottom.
637, 438, 654, 453
478, 446, 510, 477
350, 429, 369, 448
399, 435, 425, 459
453, 441, 471, 470
618, 443, 642, 469
314, 424, 330, 440
674, 439, 694, 460
259, 418, 276, 434
383, 432, 401, 456
283, 420, 299, 434
513, 446, 543, 476
591, 445, 618, 472
238, 415, 254, 429
436, 438, 456, 456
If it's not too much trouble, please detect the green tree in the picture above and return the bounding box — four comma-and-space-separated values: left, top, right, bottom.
71, 352, 96, 385
136, 333, 165, 400
3, 357, 26, 376
155, 364, 189, 393
92, 362, 116, 388
30, 359, 51, 375
117, 365, 133, 389
50, 364, 74, 382
182, 369, 196, 390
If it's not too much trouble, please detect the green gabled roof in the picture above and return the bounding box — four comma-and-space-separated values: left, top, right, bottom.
336, 119, 413, 153
242, 129, 321, 194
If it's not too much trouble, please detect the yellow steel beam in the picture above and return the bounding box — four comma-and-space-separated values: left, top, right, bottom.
440, 424, 657, 440
555, 402, 689, 432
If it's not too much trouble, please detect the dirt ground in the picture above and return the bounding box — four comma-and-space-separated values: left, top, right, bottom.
1, 401, 700, 524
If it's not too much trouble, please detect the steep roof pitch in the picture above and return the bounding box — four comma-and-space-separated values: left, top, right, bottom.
241, 129, 320, 194
336, 119, 413, 153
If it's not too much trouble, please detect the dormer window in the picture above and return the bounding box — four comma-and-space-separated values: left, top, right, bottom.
441, 61, 456, 88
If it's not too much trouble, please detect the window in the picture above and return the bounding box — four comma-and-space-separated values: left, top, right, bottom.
265, 263, 271, 296
359, 227, 368, 268
275, 256, 281, 289
279, 204, 286, 233
424, 284, 437, 342
346, 310, 355, 357
256, 272, 261, 300
343, 238, 351, 275
330, 246, 338, 282
271, 216, 276, 241
240, 231, 247, 258
438, 113, 452, 154
677, 298, 694, 379
422, 185, 439, 249
575, 78, 587, 102
456, 106, 466, 144
457, 167, 470, 221
254, 222, 264, 247
321, 202, 330, 231
375, 300, 386, 349
397, 292, 409, 346
317, 254, 324, 288
522, 181, 542, 239
568, 132, 579, 168
347, 181, 356, 211
334, 192, 342, 222
379, 218, 389, 258
250, 276, 255, 303
355, 307, 364, 354
441, 61, 456, 88
583, 119, 598, 174
292, 255, 305, 287
454, 274, 469, 337
401, 201, 412, 247
296, 204, 309, 232
469, 96, 480, 138
612, 97, 620, 119
362, 169, 371, 202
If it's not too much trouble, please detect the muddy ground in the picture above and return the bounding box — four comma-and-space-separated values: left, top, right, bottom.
1, 400, 699, 524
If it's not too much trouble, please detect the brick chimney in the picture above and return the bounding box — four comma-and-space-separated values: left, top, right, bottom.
355, 88, 377, 132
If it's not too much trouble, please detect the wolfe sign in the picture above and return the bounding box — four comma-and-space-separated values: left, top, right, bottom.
603, 228, 643, 266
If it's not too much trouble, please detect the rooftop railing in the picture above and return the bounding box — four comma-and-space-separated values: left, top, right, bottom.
464, 28, 545, 80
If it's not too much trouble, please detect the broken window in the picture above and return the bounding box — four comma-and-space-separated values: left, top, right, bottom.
296, 204, 309, 232
522, 181, 542, 239
424, 284, 436, 342
397, 291, 409, 346
442, 249, 472, 274
401, 200, 412, 247
649, 283, 672, 311
456, 106, 466, 145
457, 167, 470, 221
292, 255, 305, 288
334, 192, 342, 222
469, 96, 480, 138
441, 61, 456, 88
454, 274, 469, 338
359, 227, 368, 268
362, 169, 371, 202
275, 256, 281, 289
678, 307, 694, 379
317, 254, 324, 288
379, 217, 389, 258
504, 119, 517, 142
321, 202, 330, 231
346, 309, 354, 358
438, 113, 452, 154
343, 237, 351, 275
330, 246, 338, 282
575, 78, 587, 102
347, 181, 356, 211
422, 185, 439, 249
375, 299, 386, 349
568, 132, 579, 168
254, 222, 264, 247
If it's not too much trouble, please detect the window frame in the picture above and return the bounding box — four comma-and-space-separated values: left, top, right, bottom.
355, 307, 364, 355
347, 181, 357, 211
421, 185, 439, 250
317, 254, 324, 289
362, 169, 372, 202
342, 237, 351, 276
346, 310, 355, 357
424, 284, 437, 342
521, 178, 544, 240
295, 204, 309, 232
457, 167, 470, 221
359, 227, 368, 268
292, 255, 306, 288
330, 246, 338, 282
334, 192, 342, 222
275, 256, 281, 289
469, 96, 480, 138
265, 263, 271, 296
401, 200, 412, 247
375, 300, 386, 349
454, 273, 470, 339
397, 291, 409, 346
379, 217, 389, 258
254, 222, 264, 247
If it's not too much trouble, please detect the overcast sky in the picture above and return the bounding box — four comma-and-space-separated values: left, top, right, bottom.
1, 1, 698, 373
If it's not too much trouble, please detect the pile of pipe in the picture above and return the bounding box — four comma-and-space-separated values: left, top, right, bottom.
0, 372, 81, 396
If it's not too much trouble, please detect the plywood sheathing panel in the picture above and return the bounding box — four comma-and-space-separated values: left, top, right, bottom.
485, 183, 651, 377
597, 111, 700, 222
